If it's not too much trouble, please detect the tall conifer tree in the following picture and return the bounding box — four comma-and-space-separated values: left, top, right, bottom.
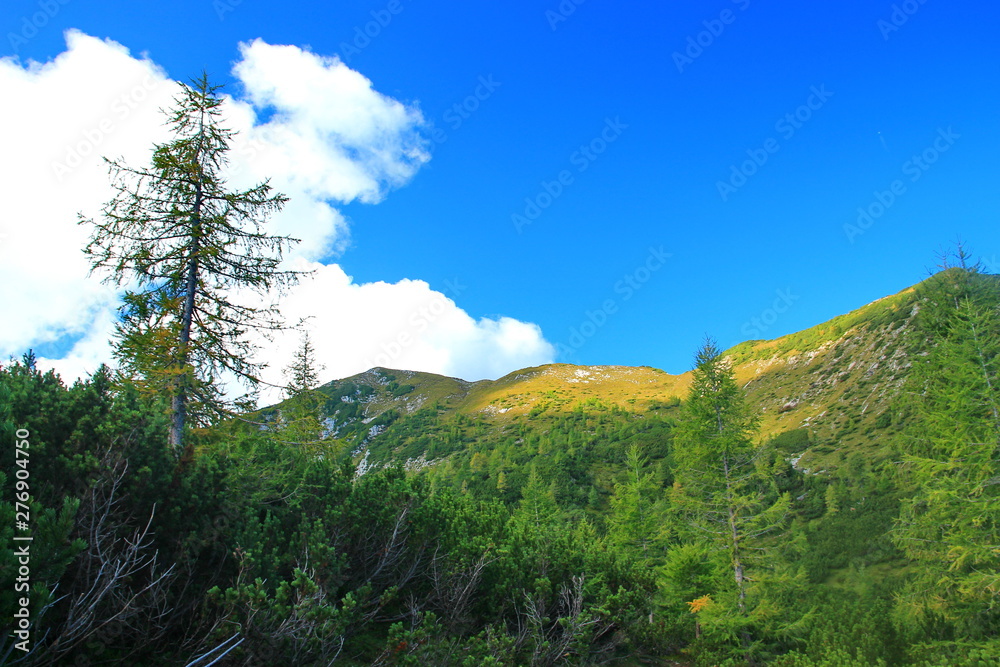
671, 340, 789, 662
894, 255, 1000, 636
82, 75, 304, 451
284, 331, 324, 398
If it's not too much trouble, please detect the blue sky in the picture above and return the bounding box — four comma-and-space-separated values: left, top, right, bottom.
2, 0, 998, 386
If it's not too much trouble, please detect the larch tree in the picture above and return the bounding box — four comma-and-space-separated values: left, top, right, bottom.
516, 465, 560, 531
284, 331, 324, 398
671, 340, 789, 662
893, 254, 1000, 636
607, 444, 663, 559
81, 74, 305, 452
269, 331, 329, 448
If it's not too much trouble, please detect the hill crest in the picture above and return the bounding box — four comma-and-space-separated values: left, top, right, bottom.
290, 278, 923, 475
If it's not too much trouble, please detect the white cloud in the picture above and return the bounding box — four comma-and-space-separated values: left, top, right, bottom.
0, 31, 175, 368
225, 38, 430, 259
0, 31, 555, 393
42, 306, 117, 382
254, 262, 556, 405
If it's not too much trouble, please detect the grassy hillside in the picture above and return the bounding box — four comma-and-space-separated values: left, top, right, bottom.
270, 279, 920, 482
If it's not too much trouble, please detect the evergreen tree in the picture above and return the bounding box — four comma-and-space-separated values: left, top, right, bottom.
607, 444, 662, 559
81, 74, 305, 451
893, 258, 1000, 639
283, 331, 324, 398
516, 465, 560, 530
270, 332, 328, 448
671, 340, 790, 661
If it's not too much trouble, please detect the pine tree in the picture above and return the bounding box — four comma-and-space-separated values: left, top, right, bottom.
284, 331, 324, 398
671, 339, 790, 661
893, 256, 1000, 635
81, 74, 305, 451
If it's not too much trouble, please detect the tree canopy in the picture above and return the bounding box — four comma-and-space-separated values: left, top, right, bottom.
81, 74, 306, 450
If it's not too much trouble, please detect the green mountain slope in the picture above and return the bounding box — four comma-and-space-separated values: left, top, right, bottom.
242, 277, 938, 635
285, 279, 919, 479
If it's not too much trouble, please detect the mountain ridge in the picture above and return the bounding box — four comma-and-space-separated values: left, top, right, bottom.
280, 278, 923, 477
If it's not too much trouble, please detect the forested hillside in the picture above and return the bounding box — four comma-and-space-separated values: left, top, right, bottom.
2, 264, 999, 665
300, 275, 919, 487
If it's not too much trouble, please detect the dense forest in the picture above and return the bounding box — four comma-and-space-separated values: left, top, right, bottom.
2, 263, 999, 665
2, 77, 999, 665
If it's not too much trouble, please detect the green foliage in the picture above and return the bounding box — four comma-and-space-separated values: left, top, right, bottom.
375, 613, 517, 665
892, 265, 1000, 639
387, 380, 416, 396
209, 460, 659, 664
768, 587, 905, 666
770, 428, 811, 454
515, 465, 561, 529
81, 74, 304, 449
0, 357, 204, 662
794, 458, 902, 583
0, 474, 85, 653
0, 358, 667, 664
8, 259, 1000, 663
607, 445, 666, 559
671, 340, 792, 662
283, 331, 324, 397
376, 401, 676, 518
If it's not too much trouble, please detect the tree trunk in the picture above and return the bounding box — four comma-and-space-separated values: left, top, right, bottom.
169, 180, 202, 451
724, 451, 753, 664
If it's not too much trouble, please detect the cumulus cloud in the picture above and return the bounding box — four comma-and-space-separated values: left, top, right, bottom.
0, 31, 175, 375
254, 262, 556, 405
225, 38, 430, 258
0, 31, 555, 391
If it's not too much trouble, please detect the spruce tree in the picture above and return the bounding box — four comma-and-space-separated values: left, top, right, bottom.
81, 74, 305, 451
671, 340, 789, 661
